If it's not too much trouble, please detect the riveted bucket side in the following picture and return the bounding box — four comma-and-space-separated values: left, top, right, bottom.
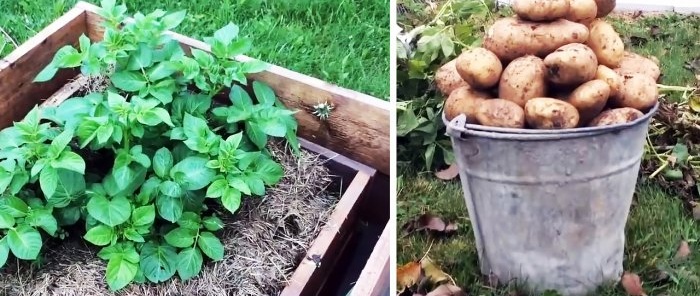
443, 104, 657, 296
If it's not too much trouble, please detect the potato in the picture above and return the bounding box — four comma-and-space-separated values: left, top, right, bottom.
610, 74, 658, 111
586, 19, 624, 68
483, 18, 590, 63
444, 86, 492, 123
588, 108, 644, 127
512, 0, 570, 21
475, 99, 525, 128
594, 0, 616, 17
566, 0, 598, 25
435, 59, 470, 96
595, 65, 622, 97
567, 80, 610, 124
615, 51, 661, 81
455, 48, 503, 89
525, 98, 580, 129
544, 43, 598, 86
498, 55, 547, 107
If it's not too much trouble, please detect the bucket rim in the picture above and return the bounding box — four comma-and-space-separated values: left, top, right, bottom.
444, 101, 659, 140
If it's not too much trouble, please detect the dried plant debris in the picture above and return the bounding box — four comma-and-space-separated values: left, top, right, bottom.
675, 240, 692, 261
0, 142, 339, 296
397, 256, 463, 296
434, 164, 459, 180
621, 272, 647, 296
401, 213, 459, 236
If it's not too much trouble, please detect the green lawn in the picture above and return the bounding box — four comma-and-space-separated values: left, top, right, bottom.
0, 0, 389, 99
397, 12, 700, 296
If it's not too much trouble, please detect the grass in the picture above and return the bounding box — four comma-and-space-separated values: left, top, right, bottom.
0, 0, 389, 99
397, 10, 700, 296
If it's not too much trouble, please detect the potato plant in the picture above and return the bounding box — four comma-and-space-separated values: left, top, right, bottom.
0, 0, 299, 291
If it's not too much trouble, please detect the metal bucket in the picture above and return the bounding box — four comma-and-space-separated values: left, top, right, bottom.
443, 103, 659, 296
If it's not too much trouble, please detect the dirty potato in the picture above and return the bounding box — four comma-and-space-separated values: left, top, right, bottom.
512, 0, 570, 21
455, 48, 503, 89
475, 99, 526, 128
567, 80, 611, 124
586, 19, 625, 68
595, 65, 622, 97
483, 18, 590, 63
524, 98, 580, 129
594, 0, 616, 17
615, 51, 661, 81
610, 74, 658, 111
498, 55, 547, 107
544, 43, 598, 86
566, 0, 598, 25
444, 86, 492, 123
588, 107, 644, 126
435, 59, 470, 96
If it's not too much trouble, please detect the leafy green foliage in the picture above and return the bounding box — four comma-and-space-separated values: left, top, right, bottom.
0, 0, 299, 291
396, 0, 493, 170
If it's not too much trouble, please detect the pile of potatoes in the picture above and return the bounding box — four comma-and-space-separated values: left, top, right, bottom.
438, 0, 661, 129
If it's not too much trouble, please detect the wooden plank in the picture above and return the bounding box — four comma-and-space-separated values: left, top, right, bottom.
350, 223, 391, 296
280, 171, 372, 296
75, 1, 390, 175
0, 6, 86, 129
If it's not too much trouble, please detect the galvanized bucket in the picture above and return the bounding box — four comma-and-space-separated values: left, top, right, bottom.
443, 103, 659, 296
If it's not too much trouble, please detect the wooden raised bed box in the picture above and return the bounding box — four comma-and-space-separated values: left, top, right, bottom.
0, 2, 390, 295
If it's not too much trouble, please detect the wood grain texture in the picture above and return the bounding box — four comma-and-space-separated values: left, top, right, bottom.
76, 1, 390, 175
280, 171, 373, 296
350, 223, 391, 296
0, 6, 86, 129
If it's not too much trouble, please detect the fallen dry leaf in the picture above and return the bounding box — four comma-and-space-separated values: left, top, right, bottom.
397, 261, 423, 289
420, 256, 449, 284
621, 272, 647, 296
402, 214, 459, 235
435, 164, 459, 180
690, 201, 700, 220
425, 284, 466, 296
675, 240, 691, 260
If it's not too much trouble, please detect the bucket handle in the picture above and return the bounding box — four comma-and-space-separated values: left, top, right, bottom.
445, 114, 479, 157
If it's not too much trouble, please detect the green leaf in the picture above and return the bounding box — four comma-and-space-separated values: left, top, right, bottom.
205, 178, 228, 198
162, 10, 187, 29
76, 116, 108, 148
153, 148, 173, 179
55, 206, 81, 226
34, 64, 59, 82
176, 248, 203, 281
227, 38, 252, 57
241, 59, 269, 73
0, 238, 9, 268
132, 205, 155, 226
127, 43, 153, 70
0, 211, 14, 229
87, 195, 131, 227
26, 208, 58, 236
258, 118, 287, 137
156, 195, 183, 223
170, 157, 215, 191
213, 23, 239, 45
124, 228, 145, 242
244, 175, 265, 196
106, 255, 138, 291
256, 158, 284, 185
40, 165, 59, 199
147, 61, 177, 81
84, 224, 115, 246
177, 212, 201, 230
7, 226, 42, 260
140, 242, 177, 283
183, 113, 210, 138
227, 176, 251, 195
202, 216, 224, 231
164, 227, 196, 248
245, 121, 267, 149
49, 129, 74, 157
252, 81, 276, 106
51, 151, 86, 174
197, 231, 224, 261
111, 71, 148, 92
0, 196, 29, 217
159, 180, 183, 197
221, 187, 241, 214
